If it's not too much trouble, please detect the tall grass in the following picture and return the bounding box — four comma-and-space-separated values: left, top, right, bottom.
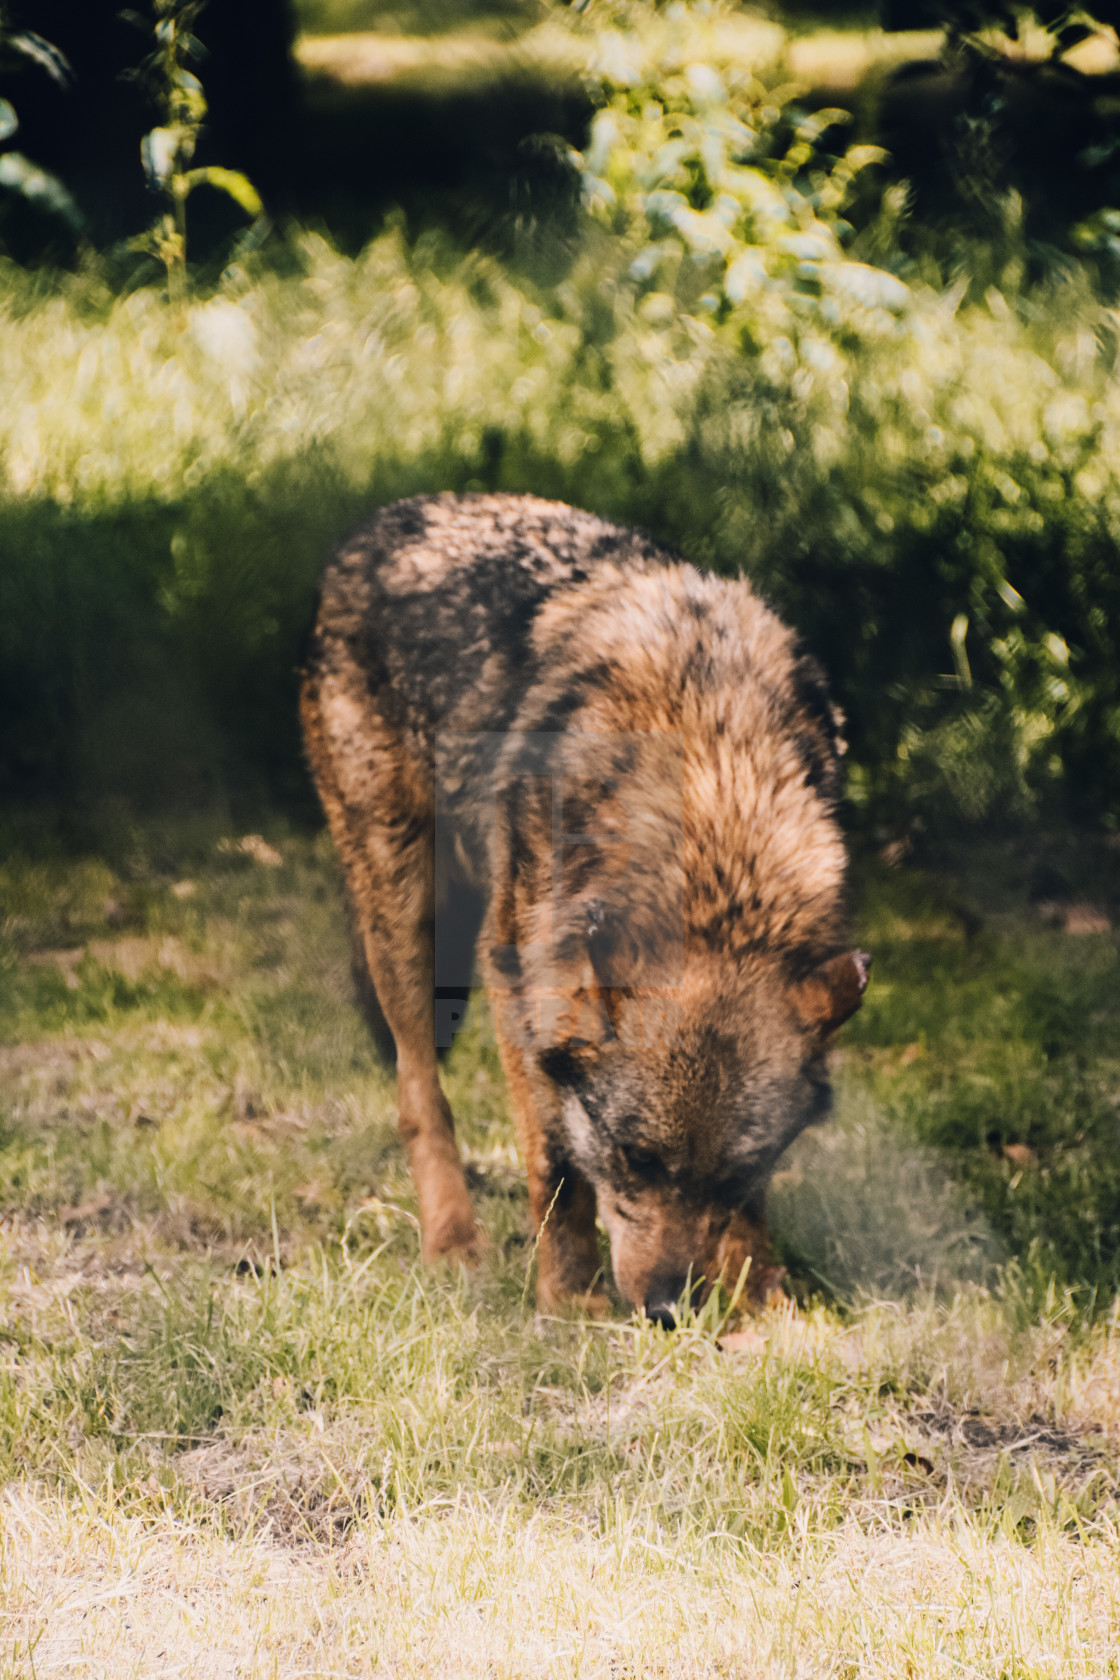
0, 234, 1117, 822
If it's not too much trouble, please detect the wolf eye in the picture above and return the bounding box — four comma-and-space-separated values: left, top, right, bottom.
620, 1141, 662, 1183
713, 1175, 752, 1210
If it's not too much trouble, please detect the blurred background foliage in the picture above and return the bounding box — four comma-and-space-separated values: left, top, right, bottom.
1, 0, 1120, 837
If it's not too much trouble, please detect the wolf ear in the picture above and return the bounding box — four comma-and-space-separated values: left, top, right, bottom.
792, 950, 871, 1032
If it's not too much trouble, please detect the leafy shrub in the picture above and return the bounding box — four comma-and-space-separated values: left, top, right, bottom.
0, 12, 82, 247
130, 0, 264, 312
577, 40, 899, 342
1, 5, 1119, 828
0, 0, 296, 250
568, 11, 1120, 825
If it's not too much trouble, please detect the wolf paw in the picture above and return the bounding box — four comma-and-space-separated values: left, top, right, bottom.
422, 1211, 487, 1269
538, 1285, 612, 1320
574, 1289, 612, 1320
752, 1264, 788, 1306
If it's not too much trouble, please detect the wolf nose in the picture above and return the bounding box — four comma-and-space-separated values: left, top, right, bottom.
643, 1273, 693, 1329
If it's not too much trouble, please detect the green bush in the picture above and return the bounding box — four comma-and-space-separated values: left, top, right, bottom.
569, 14, 1120, 825
1, 5, 1119, 827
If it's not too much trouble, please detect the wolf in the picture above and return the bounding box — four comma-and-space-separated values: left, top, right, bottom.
300, 493, 869, 1323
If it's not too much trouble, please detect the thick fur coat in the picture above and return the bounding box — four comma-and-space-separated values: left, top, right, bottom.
301, 493, 868, 1319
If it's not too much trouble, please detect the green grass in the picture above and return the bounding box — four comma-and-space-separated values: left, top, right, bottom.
1, 826, 1119, 1674
1, 825, 1116, 1309
816, 848, 1120, 1301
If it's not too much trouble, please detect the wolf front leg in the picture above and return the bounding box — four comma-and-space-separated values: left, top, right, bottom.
489, 1001, 608, 1314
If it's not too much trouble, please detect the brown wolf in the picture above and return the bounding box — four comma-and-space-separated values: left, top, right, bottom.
300, 493, 868, 1322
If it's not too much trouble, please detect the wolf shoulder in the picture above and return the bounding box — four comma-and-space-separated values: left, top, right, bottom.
312, 493, 841, 786
311, 492, 668, 732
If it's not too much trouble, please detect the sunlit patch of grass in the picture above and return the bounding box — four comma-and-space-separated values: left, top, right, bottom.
297, 22, 588, 86
295, 10, 793, 86
0, 833, 398, 1246
2, 1259, 1120, 1674
294, 0, 541, 41
7, 1479, 1120, 1679
3, 1223, 1118, 1513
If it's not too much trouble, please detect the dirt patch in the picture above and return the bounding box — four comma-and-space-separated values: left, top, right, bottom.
1036, 901, 1112, 936
177, 1435, 378, 1546
86, 936, 226, 988
908, 1400, 1116, 1503
0, 1038, 112, 1081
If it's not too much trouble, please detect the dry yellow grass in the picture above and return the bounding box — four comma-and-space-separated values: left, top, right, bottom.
5, 1477, 1120, 1677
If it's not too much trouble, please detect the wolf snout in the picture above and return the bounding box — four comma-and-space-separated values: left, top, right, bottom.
642, 1269, 700, 1329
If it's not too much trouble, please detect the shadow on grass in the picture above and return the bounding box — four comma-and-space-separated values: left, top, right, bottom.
0, 430, 654, 824
771, 1090, 1005, 1305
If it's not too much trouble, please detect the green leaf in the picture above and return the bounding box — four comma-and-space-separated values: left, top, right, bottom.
142, 127, 180, 187
0, 99, 18, 144
0, 151, 84, 231
950, 613, 972, 689
183, 166, 263, 218
9, 31, 73, 88
795, 108, 852, 144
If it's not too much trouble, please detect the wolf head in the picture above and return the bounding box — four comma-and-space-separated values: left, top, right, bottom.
537, 939, 869, 1321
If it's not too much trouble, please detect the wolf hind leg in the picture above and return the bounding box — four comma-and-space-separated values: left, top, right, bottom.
344, 884, 396, 1065
358, 869, 482, 1266
301, 672, 482, 1267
